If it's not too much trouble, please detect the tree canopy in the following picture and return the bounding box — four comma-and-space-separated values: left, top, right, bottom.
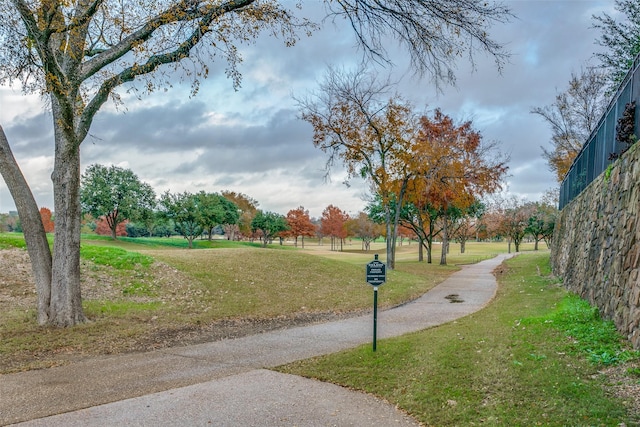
195, 191, 240, 241
158, 191, 203, 249
80, 164, 156, 240
251, 210, 289, 247
222, 191, 259, 239
412, 109, 507, 264
320, 204, 349, 251
39, 207, 54, 233
285, 206, 316, 248
347, 211, 382, 251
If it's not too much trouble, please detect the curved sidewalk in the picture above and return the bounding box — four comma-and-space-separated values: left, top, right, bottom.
2, 253, 513, 426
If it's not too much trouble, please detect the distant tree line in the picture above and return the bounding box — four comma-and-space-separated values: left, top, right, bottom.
2, 162, 557, 262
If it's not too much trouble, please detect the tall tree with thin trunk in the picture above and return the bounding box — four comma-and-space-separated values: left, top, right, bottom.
298, 68, 420, 268
0, 0, 511, 326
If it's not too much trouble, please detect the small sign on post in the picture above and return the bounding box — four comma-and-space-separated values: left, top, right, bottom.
366, 254, 386, 351
366, 254, 387, 287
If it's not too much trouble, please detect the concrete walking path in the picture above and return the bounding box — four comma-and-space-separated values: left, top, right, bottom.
1, 253, 513, 426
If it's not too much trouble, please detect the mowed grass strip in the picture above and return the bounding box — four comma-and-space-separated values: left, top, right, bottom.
277, 252, 638, 426
141, 247, 444, 321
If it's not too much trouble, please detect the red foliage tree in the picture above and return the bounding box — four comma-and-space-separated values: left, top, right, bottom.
39, 207, 55, 233
286, 206, 317, 248
320, 205, 349, 251
95, 217, 128, 237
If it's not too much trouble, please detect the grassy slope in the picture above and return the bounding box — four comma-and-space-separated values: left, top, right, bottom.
0, 233, 453, 371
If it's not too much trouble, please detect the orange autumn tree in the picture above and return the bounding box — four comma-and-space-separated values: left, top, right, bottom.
347, 212, 383, 251
285, 206, 316, 248
320, 204, 349, 252
39, 207, 54, 233
407, 110, 508, 265
221, 191, 259, 240
299, 67, 419, 268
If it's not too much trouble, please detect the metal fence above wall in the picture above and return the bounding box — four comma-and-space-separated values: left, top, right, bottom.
559, 56, 640, 210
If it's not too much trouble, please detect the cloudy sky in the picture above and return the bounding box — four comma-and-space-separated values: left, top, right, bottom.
0, 1, 615, 218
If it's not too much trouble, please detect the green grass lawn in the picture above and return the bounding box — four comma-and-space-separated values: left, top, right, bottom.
277, 252, 639, 426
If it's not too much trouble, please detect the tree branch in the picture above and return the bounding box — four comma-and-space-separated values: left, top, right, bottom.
79, 0, 256, 82
77, 0, 257, 143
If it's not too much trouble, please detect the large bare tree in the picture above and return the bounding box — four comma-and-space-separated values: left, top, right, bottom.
0, 0, 511, 326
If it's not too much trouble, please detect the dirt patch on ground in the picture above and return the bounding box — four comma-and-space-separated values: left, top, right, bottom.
127, 310, 368, 353
0, 249, 37, 310
600, 362, 640, 423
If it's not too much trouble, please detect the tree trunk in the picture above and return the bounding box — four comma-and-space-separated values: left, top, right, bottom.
384, 180, 408, 270
384, 208, 394, 270
0, 126, 53, 324
105, 211, 119, 240
418, 236, 424, 261
440, 216, 448, 265
50, 114, 86, 326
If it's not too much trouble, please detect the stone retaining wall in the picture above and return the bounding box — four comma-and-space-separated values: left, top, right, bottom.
551, 143, 640, 349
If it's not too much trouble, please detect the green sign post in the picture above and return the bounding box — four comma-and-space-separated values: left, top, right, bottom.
366, 254, 386, 351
